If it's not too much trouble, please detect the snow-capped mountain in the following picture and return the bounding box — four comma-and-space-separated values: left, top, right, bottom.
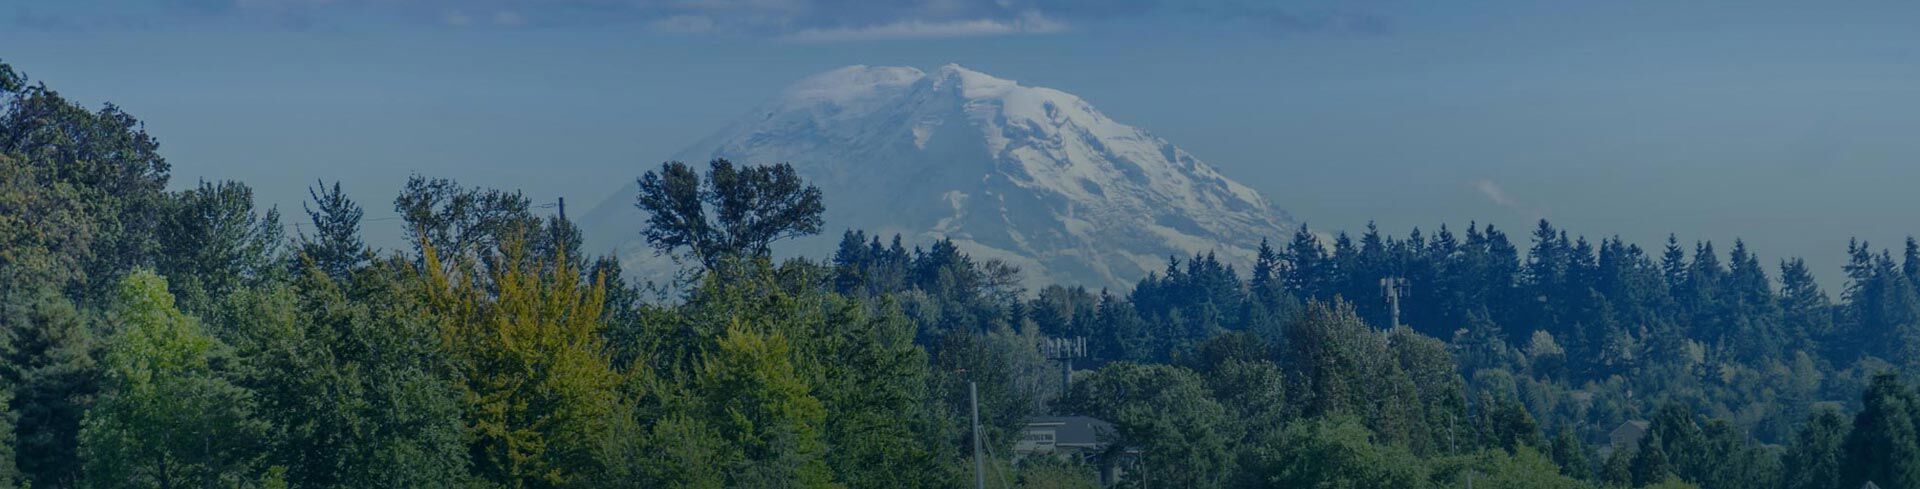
582, 64, 1295, 290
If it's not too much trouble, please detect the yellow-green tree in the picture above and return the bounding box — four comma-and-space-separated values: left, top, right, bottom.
420, 246, 620, 488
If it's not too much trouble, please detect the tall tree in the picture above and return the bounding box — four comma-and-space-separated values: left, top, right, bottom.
696, 325, 835, 487
78, 271, 276, 488
154, 180, 283, 313
1841, 373, 1920, 489
296, 180, 369, 280
633, 159, 824, 271
1782, 409, 1848, 489
394, 175, 542, 269
0, 285, 97, 488
0, 382, 15, 489
420, 244, 621, 488
215, 265, 470, 488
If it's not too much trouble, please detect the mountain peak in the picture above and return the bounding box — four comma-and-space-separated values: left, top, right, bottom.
586, 64, 1294, 289
928, 63, 1012, 93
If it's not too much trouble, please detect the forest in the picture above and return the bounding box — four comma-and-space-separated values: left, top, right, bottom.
4, 57, 1920, 489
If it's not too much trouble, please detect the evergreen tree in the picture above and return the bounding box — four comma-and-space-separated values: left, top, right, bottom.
154, 180, 283, 314
1630, 429, 1672, 487
697, 325, 835, 487
215, 264, 470, 488
296, 180, 369, 280
0, 387, 14, 489
0, 285, 97, 488
1546, 427, 1590, 480
1281, 223, 1329, 300
815, 299, 958, 489
1779, 258, 1833, 353
1841, 373, 1920, 488
1782, 408, 1848, 489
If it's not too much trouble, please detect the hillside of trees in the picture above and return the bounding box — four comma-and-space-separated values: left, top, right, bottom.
5, 58, 1920, 488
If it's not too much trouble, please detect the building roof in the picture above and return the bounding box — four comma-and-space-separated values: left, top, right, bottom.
1611, 421, 1649, 438
1026, 416, 1116, 448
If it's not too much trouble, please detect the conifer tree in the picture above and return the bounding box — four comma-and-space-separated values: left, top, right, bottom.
1782, 409, 1848, 489
297, 180, 369, 280
1841, 373, 1920, 488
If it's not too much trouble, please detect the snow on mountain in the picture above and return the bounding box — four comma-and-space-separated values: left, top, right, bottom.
582, 64, 1295, 290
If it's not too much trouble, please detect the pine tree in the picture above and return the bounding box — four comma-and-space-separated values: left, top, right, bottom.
0, 285, 97, 488
1779, 258, 1833, 352
1783, 409, 1848, 489
155, 180, 284, 314
815, 298, 958, 489
1547, 427, 1591, 479
1281, 223, 1328, 300
1904, 237, 1920, 286
297, 180, 369, 280
1631, 429, 1673, 487
1661, 234, 1689, 294
1842, 373, 1920, 488
216, 265, 470, 488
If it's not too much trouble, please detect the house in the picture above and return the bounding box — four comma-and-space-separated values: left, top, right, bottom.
1610, 420, 1650, 450
1014, 416, 1132, 485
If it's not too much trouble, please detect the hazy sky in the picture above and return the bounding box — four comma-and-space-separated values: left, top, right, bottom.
5, 1, 1918, 289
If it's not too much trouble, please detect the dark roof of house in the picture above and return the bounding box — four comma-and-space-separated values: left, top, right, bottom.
1026, 416, 1116, 447
1611, 420, 1649, 438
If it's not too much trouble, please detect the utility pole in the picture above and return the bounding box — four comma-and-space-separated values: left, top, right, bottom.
1380, 277, 1407, 330
971, 381, 985, 489
557, 197, 566, 221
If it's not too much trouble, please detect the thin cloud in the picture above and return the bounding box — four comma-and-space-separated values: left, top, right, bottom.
1474, 179, 1543, 219
7, 0, 1389, 41
1474, 179, 1519, 208
782, 12, 1065, 42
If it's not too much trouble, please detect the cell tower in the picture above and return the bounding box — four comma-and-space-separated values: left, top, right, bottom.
1042, 336, 1087, 396
1380, 277, 1409, 330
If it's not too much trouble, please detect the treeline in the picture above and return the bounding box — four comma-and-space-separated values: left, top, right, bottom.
6, 57, 1920, 489
960, 219, 1919, 447
831, 225, 1920, 488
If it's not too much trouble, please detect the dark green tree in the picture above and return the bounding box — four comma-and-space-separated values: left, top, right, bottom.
1841, 373, 1920, 488
1782, 409, 1848, 489
1061, 363, 1237, 489
0, 285, 99, 488
633, 159, 824, 271
213, 264, 470, 488
1232, 416, 1432, 489
296, 180, 370, 280
154, 180, 283, 313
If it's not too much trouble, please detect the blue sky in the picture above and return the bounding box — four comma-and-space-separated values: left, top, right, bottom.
5, 1, 1919, 288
